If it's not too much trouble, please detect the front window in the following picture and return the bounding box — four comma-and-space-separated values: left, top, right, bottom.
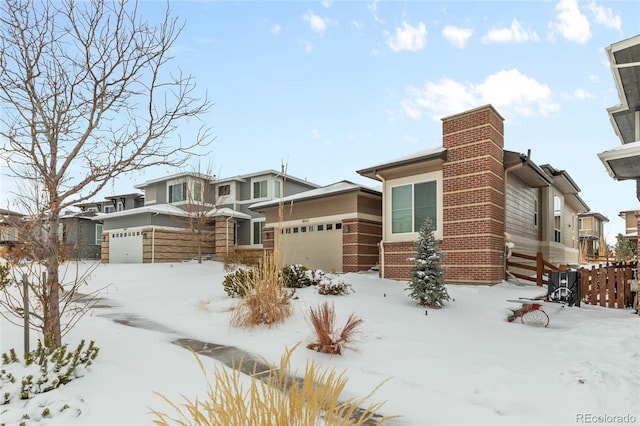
95, 224, 103, 245
169, 182, 187, 203
392, 181, 437, 234
253, 221, 265, 245
253, 180, 268, 198
104, 205, 114, 214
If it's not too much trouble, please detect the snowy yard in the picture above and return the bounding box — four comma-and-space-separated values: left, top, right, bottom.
1, 260, 639, 425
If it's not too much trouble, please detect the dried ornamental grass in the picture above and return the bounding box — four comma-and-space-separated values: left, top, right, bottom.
229, 250, 293, 328
308, 302, 363, 355
148, 344, 398, 425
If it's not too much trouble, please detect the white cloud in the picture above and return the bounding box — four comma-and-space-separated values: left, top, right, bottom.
548, 0, 591, 44
442, 25, 473, 49
303, 11, 334, 35
401, 69, 560, 121
561, 88, 596, 101
587, 1, 621, 31
386, 22, 427, 52
320, 0, 333, 8
482, 19, 540, 44
352, 20, 364, 31
270, 24, 281, 35
299, 40, 313, 53
368, 0, 384, 24
310, 129, 332, 145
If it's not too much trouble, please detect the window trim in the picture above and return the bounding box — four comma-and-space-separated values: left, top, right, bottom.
252, 220, 265, 245
390, 180, 437, 235
252, 179, 268, 199
95, 224, 103, 245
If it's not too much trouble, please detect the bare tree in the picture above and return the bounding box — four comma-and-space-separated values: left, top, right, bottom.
0, 0, 214, 347
182, 162, 219, 264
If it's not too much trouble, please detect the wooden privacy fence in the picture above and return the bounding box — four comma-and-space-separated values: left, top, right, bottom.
507, 252, 638, 310
578, 261, 636, 309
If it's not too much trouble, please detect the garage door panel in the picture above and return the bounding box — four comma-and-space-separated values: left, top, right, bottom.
278, 229, 342, 272
109, 229, 143, 263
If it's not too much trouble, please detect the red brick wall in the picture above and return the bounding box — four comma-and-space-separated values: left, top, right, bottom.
441, 105, 506, 284
380, 241, 415, 280
342, 218, 382, 272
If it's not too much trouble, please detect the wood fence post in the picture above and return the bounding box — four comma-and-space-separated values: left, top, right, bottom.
536, 252, 543, 286
590, 266, 598, 306
22, 273, 29, 357
607, 267, 616, 308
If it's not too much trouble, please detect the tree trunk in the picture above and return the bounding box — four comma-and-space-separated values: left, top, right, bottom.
45, 215, 62, 348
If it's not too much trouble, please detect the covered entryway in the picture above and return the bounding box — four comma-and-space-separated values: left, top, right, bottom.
108, 228, 143, 263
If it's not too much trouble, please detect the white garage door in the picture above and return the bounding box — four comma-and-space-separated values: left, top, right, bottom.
109, 229, 143, 263
278, 224, 342, 272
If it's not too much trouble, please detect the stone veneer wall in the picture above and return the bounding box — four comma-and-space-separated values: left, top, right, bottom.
440, 105, 506, 284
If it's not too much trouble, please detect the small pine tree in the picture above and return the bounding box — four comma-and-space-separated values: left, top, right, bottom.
407, 218, 450, 308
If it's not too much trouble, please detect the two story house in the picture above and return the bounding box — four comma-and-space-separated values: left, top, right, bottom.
618, 209, 639, 248
578, 212, 609, 259
357, 104, 590, 284
598, 34, 640, 244
0, 208, 24, 250
99, 170, 319, 263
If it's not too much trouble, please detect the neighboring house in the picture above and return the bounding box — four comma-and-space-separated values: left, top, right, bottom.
618, 209, 639, 246
357, 104, 590, 284
99, 170, 318, 264
598, 34, 640, 244
578, 212, 609, 257
76, 193, 144, 214
59, 210, 104, 260
213, 170, 320, 252
0, 208, 25, 249
250, 181, 382, 273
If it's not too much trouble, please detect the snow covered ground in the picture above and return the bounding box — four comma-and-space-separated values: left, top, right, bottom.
1, 260, 639, 425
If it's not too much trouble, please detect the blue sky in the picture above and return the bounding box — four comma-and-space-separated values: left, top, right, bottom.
2, 0, 639, 241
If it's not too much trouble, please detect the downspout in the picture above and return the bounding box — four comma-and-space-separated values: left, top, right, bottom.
375, 171, 386, 278
503, 149, 531, 280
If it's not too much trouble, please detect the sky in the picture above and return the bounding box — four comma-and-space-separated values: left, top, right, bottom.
1, 0, 639, 241
1, 260, 638, 425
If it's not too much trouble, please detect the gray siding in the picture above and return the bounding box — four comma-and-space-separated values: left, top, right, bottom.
61, 218, 102, 259
103, 212, 184, 230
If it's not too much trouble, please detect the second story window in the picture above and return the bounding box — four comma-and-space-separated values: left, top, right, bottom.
274, 180, 281, 198
169, 182, 187, 203
253, 180, 268, 198
218, 184, 231, 196
192, 182, 202, 202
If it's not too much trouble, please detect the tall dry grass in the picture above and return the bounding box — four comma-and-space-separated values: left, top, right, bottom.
229, 246, 292, 328
149, 344, 397, 425
309, 302, 363, 355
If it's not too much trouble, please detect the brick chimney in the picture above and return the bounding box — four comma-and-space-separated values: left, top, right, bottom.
441, 105, 505, 284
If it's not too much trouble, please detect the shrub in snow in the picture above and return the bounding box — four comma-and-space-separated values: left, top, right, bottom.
406, 218, 450, 308
149, 343, 397, 425
315, 272, 354, 296
222, 268, 255, 298
1, 339, 99, 405
308, 302, 362, 355
281, 264, 315, 288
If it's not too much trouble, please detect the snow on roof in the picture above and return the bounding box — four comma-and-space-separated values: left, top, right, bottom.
205, 207, 252, 220
249, 180, 380, 210
356, 146, 446, 176
98, 204, 190, 220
